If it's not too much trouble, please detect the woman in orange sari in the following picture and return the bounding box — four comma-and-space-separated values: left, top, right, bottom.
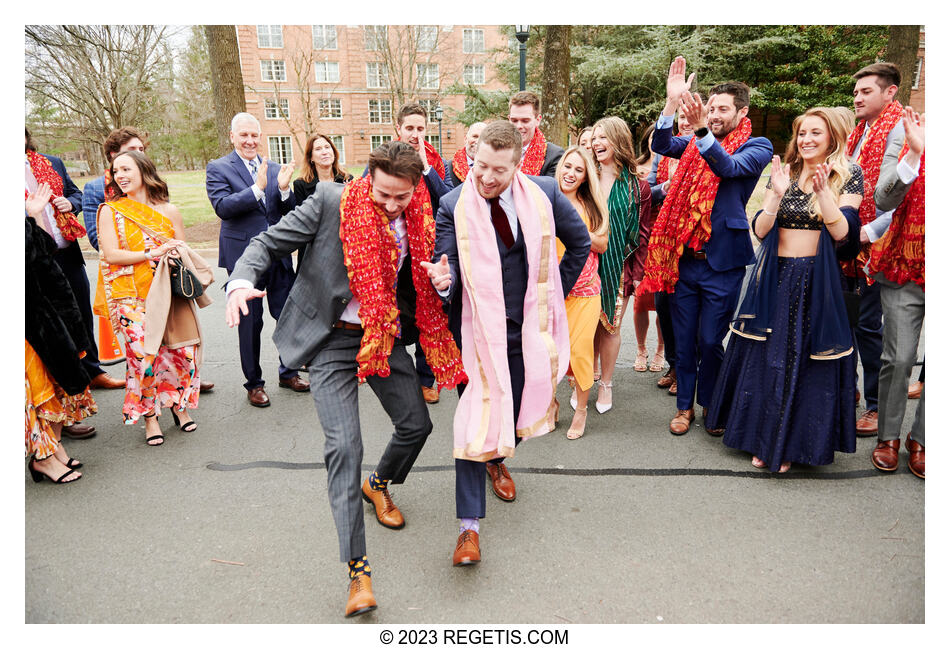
25, 184, 97, 483
95, 151, 200, 446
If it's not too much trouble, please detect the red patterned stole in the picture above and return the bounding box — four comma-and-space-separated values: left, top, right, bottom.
656, 156, 672, 184
638, 118, 753, 294
338, 175, 465, 386
25, 150, 87, 241
867, 148, 924, 290
452, 146, 470, 183
519, 128, 547, 175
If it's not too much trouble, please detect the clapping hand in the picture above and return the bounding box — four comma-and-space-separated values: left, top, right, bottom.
812, 162, 832, 197
903, 107, 924, 155
666, 56, 696, 104
277, 160, 295, 191
768, 156, 791, 196
25, 183, 52, 219
255, 156, 269, 191
420, 254, 452, 292
679, 91, 707, 131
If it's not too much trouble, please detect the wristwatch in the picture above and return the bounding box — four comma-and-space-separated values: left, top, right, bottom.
694, 127, 709, 139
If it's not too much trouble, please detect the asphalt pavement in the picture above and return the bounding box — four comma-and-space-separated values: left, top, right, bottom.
24, 261, 925, 624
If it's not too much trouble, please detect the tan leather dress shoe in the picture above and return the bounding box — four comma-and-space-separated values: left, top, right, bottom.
657, 369, 675, 389
62, 423, 97, 440
90, 373, 125, 389
856, 410, 878, 436
453, 530, 481, 566
906, 438, 924, 479
278, 375, 310, 392
670, 408, 694, 435
421, 385, 439, 404
486, 462, 516, 501
345, 574, 377, 617
871, 439, 900, 472
908, 381, 923, 400
199, 381, 214, 393
361, 479, 405, 529
247, 386, 270, 407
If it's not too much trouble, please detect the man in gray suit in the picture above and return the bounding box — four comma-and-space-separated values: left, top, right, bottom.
225, 142, 462, 617
869, 106, 925, 479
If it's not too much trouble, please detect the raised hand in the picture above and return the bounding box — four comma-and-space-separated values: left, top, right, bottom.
277, 160, 295, 191
768, 156, 791, 196
255, 156, 269, 191
25, 183, 53, 218
226, 287, 267, 328
812, 162, 832, 197
679, 91, 707, 131
903, 107, 924, 155
666, 56, 696, 104
420, 254, 452, 292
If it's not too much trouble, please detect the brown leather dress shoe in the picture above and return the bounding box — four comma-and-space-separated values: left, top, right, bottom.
453, 530, 481, 566
670, 408, 694, 435
855, 389, 861, 406
668, 379, 678, 396
871, 439, 900, 472
907, 381, 923, 400
199, 381, 214, 393
344, 574, 377, 617
90, 373, 125, 389
906, 438, 924, 479
421, 385, 439, 404
856, 410, 878, 436
62, 423, 97, 440
278, 375, 310, 392
361, 479, 405, 529
702, 407, 724, 436
247, 386, 270, 407
486, 462, 516, 501
657, 368, 675, 389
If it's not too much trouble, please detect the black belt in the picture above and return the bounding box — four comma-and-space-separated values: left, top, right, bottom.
682, 247, 707, 260
332, 320, 363, 331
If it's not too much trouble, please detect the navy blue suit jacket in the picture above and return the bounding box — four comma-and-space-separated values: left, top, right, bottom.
41, 154, 85, 267
206, 150, 296, 270
652, 125, 772, 272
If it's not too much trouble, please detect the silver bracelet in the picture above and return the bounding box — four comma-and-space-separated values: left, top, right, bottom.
763, 207, 777, 216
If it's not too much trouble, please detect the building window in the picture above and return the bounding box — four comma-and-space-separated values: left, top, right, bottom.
367, 62, 389, 89
329, 136, 345, 164
315, 61, 340, 83
364, 25, 388, 51
257, 25, 283, 49
419, 99, 440, 122
260, 60, 286, 82
268, 136, 292, 164
462, 28, 485, 53
368, 99, 392, 124
417, 63, 439, 90
319, 99, 342, 119
912, 57, 923, 89
416, 26, 438, 52
425, 135, 440, 152
264, 98, 289, 120
312, 25, 337, 50
370, 134, 393, 150
463, 64, 485, 85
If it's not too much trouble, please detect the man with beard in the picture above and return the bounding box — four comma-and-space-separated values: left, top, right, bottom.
446, 121, 486, 187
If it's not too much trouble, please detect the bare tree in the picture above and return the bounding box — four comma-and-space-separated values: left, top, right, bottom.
204, 25, 246, 156
885, 26, 921, 106
540, 26, 572, 147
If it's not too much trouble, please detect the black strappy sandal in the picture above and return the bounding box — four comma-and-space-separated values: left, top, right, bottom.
171, 410, 197, 433
143, 413, 164, 446
28, 457, 82, 484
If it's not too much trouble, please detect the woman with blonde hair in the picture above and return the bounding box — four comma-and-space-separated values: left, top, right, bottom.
589, 116, 652, 413
706, 106, 863, 472
293, 134, 353, 203
554, 146, 609, 439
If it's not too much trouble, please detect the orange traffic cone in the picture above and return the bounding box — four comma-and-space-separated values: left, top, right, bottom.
97, 316, 125, 365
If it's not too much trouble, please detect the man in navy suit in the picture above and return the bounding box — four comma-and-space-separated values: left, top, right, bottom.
443, 121, 486, 188
649, 57, 772, 436
206, 112, 308, 406
508, 91, 564, 177
423, 121, 590, 566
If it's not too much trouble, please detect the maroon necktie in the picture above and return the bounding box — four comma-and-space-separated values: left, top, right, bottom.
488, 197, 514, 249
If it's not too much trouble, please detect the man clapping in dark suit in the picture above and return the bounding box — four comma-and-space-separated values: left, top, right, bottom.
206, 112, 308, 406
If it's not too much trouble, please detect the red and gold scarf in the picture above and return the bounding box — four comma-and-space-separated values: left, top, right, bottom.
25, 150, 87, 242
842, 100, 904, 277
338, 175, 466, 387
656, 156, 672, 184
452, 146, 471, 183
519, 128, 547, 176
638, 117, 753, 294
867, 148, 924, 290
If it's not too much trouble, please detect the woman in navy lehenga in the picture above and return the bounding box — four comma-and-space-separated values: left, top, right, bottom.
706, 107, 863, 472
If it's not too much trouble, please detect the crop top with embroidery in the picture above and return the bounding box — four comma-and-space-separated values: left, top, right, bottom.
765, 163, 864, 231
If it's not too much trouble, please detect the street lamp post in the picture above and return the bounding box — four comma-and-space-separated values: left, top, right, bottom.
435, 105, 444, 157
515, 26, 530, 92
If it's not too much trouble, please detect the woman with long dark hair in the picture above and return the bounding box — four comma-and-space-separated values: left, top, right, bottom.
293, 134, 353, 203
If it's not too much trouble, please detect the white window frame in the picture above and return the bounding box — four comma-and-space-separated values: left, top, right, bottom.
418, 99, 440, 123
329, 135, 345, 164
368, 99, 393, 124
416, 63, 439, 90
257, 25, 283, 49
416, 25, 438, 52
366, 62, 389, 89
370, 134, 393, 150
312, 25, 338, 50
462, 28, 485, 54
425, 134, 440, 152
912, 57, 923, 90
268, 135, 292, 164
260, 60, 286, 82
315, 61, 340, 83
264, 98, 290, 120
463, 64, 485, 86
319, 98, 343, 119
364, 25, 388, 51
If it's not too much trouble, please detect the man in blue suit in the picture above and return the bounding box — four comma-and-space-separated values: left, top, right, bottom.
206, 112, 308, 406
646, 57, 772, 436
423, 121, 590, 566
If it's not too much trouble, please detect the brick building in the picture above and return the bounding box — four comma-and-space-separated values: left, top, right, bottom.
236, 25, 510, 168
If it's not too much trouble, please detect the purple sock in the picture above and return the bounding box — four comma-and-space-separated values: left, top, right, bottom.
459, 518, 479, 534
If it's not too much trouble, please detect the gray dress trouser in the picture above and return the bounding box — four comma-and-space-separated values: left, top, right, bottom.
876, 276, 924, 445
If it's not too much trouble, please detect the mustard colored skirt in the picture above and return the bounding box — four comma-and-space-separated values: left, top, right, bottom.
565, 294, 601, 391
